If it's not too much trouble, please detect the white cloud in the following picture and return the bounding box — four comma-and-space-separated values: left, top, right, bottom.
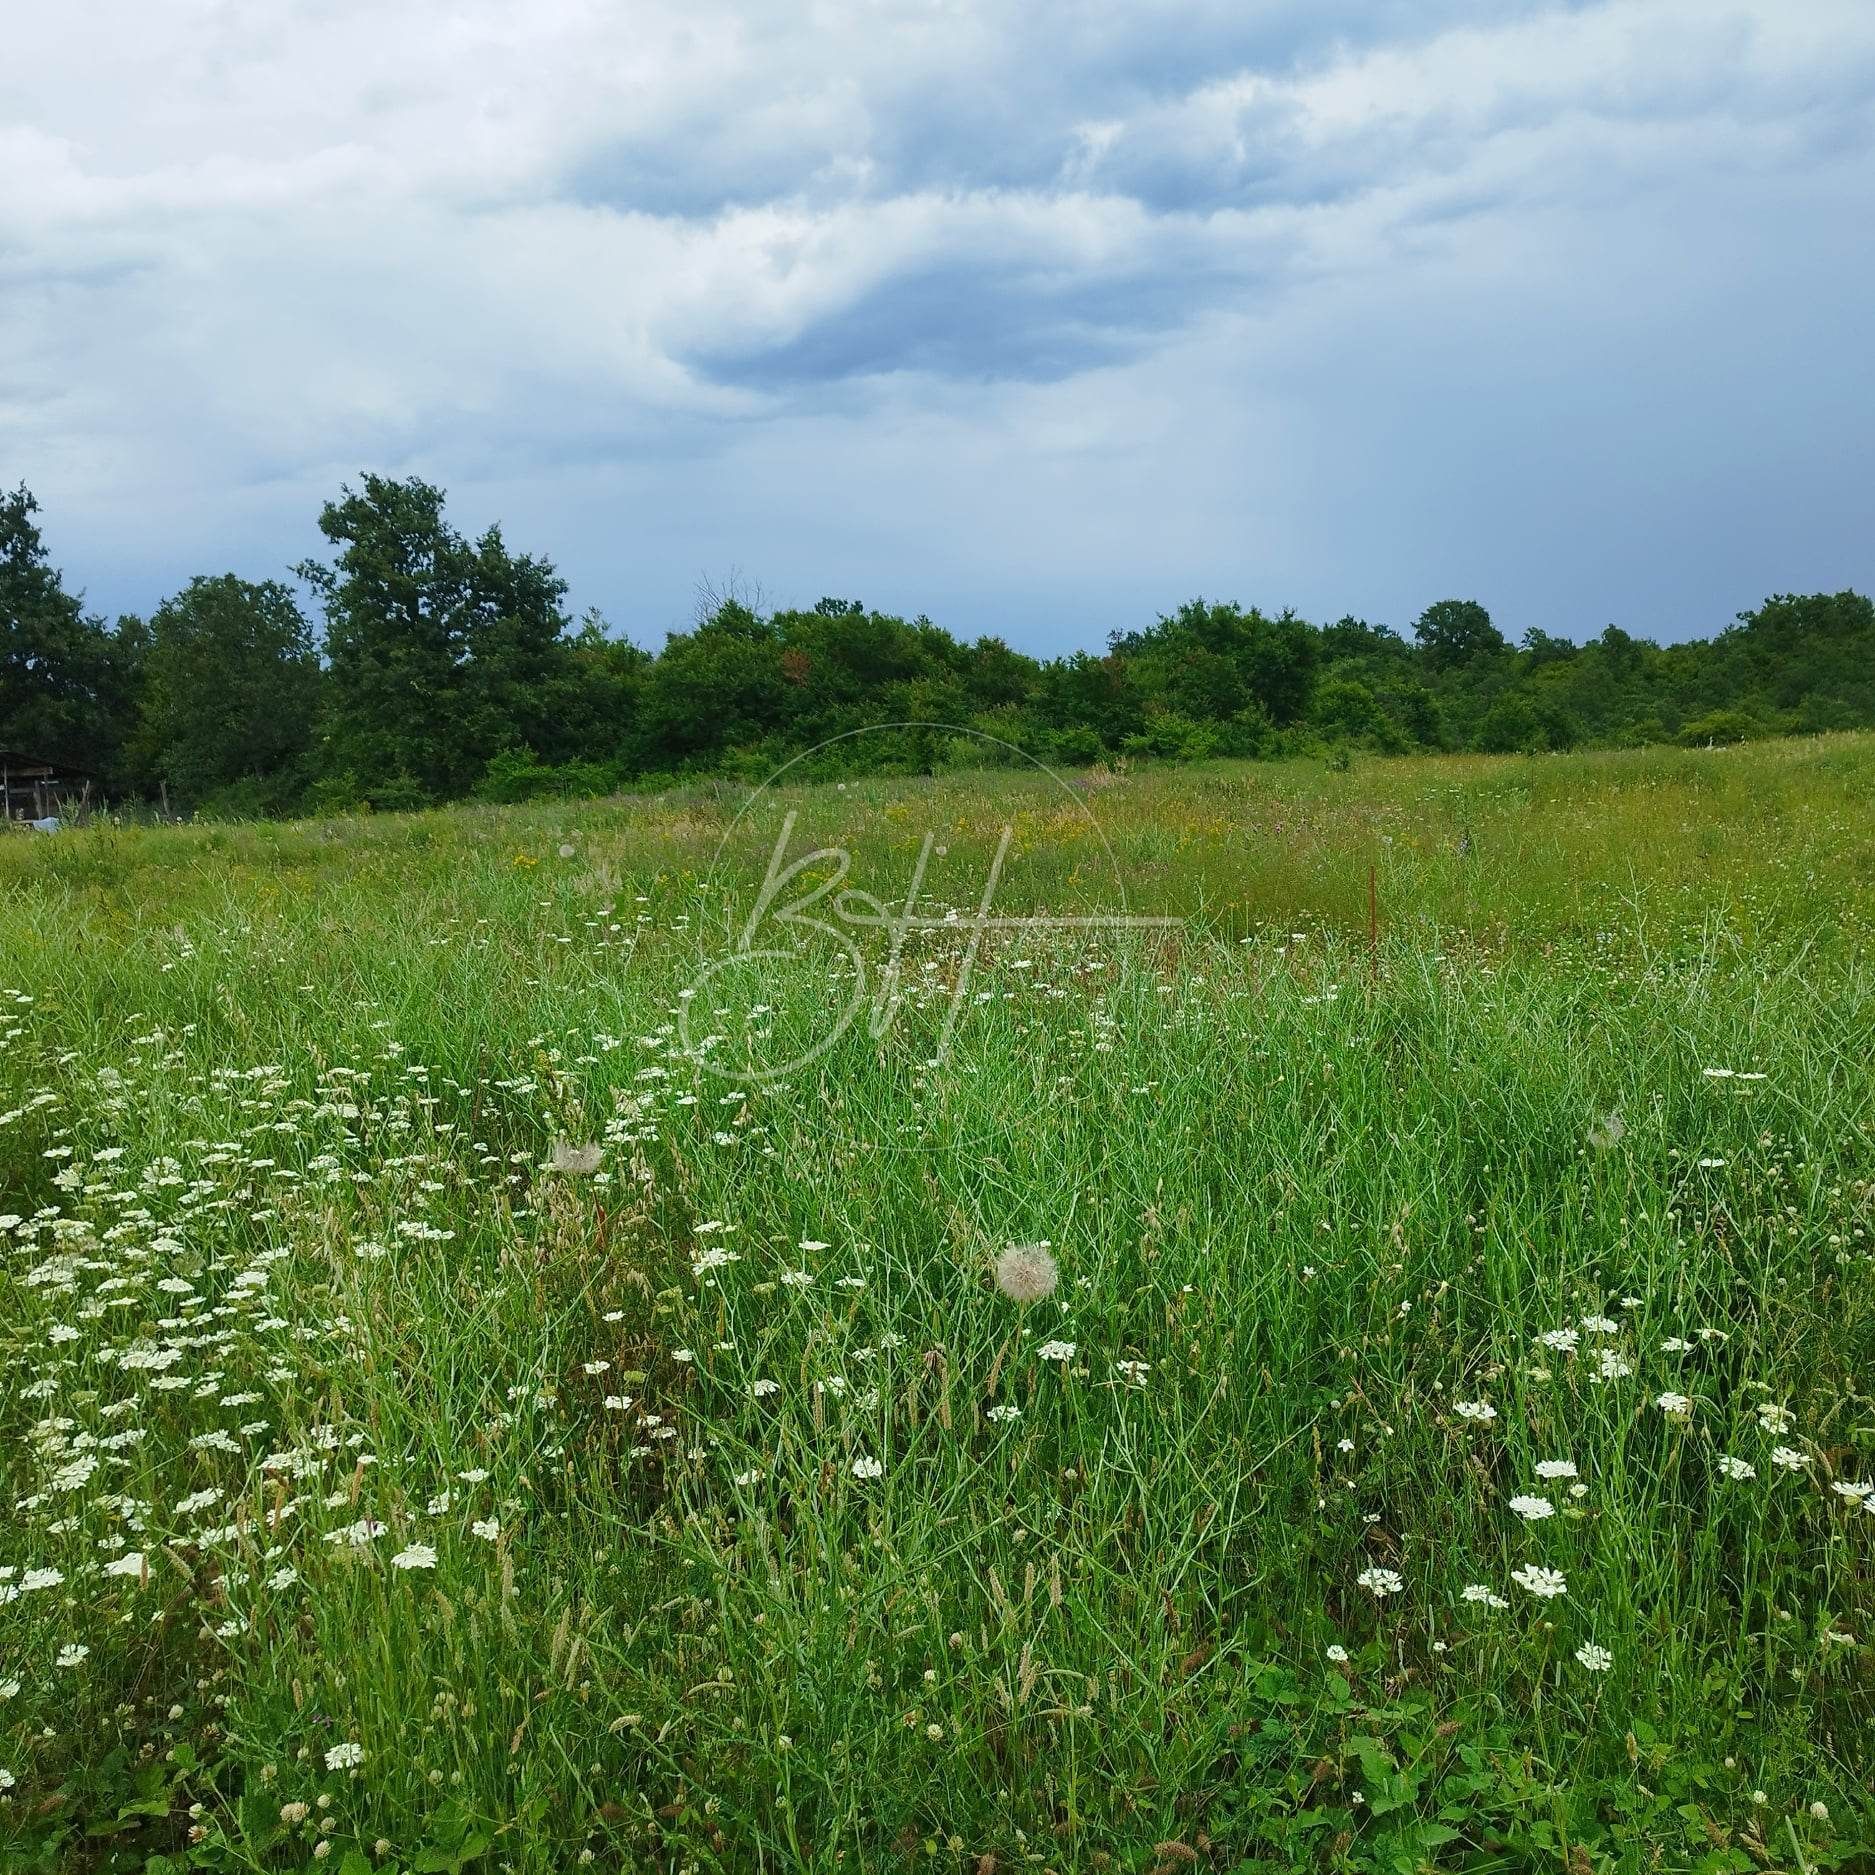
2, 0, 1870, 641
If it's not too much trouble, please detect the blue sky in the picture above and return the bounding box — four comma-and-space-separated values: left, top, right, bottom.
4, 0, 1871, 653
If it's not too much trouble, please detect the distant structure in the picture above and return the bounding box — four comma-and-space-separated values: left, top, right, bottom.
0, 750, 91, 823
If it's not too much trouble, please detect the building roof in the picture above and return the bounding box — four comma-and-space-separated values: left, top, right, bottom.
0, 750, 91, 777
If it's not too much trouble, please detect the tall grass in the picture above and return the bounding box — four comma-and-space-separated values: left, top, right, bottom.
1, 738, 1871, 1872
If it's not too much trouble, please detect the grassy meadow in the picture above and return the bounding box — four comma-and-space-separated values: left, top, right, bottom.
2, 736, 1874, 1873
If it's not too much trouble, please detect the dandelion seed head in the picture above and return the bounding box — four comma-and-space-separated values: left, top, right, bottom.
994, 1242, 1058, 1305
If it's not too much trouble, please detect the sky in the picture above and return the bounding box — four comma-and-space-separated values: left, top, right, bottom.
4, 0, 1873, 654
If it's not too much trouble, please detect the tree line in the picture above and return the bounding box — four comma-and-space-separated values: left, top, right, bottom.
3, 473, 1872, 815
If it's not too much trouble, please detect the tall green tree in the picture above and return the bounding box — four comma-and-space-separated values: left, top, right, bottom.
1111, 600, 1319, 729
0, 482, 141, 786
459, 523, 582, 766
136, 575, 320, 807
1413, 598, 1507, 673
642, 600, 785, 765
301, 476, 474, 798
301, 475, 577, 799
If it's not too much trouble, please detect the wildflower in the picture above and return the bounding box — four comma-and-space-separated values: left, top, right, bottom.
471, 1518, 499, 1541
851, 1455, 884, 1480
750, 1378, 780, 1398
1770, 1446, 1810, 1472
987, 1403, 1022, 1423
325, 1742, 365, 1772
1757, 1404, 1795, 1434
390, 1543, 437, 1571
1717, 1455, 1757, 1480
1809, 1802, 1829, 1822
1035, 1340, 1076, 1363
1538, 1329, 1580, 1353
1534, 1459, 1578, 1481
1655, 1391, 1693, 1416
1510, 1564, 1567, 1599
1580, 1315, 1619, 1335
55, 1644, 90, 1669
1356, 1567, 1404, 1597
1452, 1400, 1496, 1422
994, 1242, 1058, 1304
1461, 1584, 1509, 1609
281, 1800, 312, 1823
1830, 1480, 1873, 1505
1114, 1360, 1150, 1385
1575, 1643, 1613, 1672
1596, 1351, 1633, 1379
1508, 1495, 1554, 1521
1326, 1644, 1349, 1663
102, 1551, 146, 1578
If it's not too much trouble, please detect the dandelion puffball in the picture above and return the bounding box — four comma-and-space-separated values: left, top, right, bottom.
994, 1242, 1058, 1304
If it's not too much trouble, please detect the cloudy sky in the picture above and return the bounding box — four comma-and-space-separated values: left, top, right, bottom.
5, 0, 1872, 652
